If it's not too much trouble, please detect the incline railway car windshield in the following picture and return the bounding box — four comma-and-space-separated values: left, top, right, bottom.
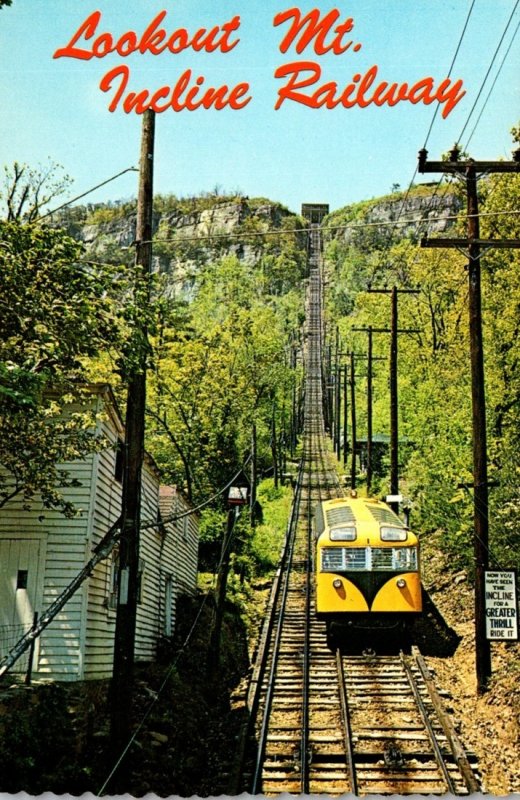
321, 546, 418, 572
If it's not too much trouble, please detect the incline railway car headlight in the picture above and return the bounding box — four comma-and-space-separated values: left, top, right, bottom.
396, 578, 407, 588
380, 526, 408, 542
330, 526, 357, 541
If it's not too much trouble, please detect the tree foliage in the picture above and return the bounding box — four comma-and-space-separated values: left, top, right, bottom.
147, 252, 303, 503
0, 220, 124, 513
1, 161, 72, 222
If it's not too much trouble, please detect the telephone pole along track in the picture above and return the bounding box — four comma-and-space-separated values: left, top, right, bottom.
241, 224, 480, 796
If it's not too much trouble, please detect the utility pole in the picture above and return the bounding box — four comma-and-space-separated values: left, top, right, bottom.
367, 288, 420, 512
208, 507, 238, 673
271, 402, 279, 489
342, 362, 348, 468
324, 342, 333, 433
250, 422, 257, 527
110, 110, 155, 764
352, 327, 386, 495
367, 328, 373, 494
335, 329, 341, 458
350, 351, 357, 490
291, 344, 297, 455
419, 144, 520, 693
335, 363, 342, 459
390, 287, 398, 503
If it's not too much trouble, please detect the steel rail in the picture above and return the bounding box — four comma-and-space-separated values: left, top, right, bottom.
335, 648, 358, 794
244, 220, 480, 796
301, 270, 321, 791
250, 435, 309, 793
250, 229, 322, 793
300, 408, 314, 792
248, 222, 354, 794
400, 650, 457, 794
246, 448, 306, 721
412, 647, 481, 794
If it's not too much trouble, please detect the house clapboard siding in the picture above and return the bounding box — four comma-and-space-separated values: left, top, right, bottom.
158, 486, 199, 634
0, 384, 199, 682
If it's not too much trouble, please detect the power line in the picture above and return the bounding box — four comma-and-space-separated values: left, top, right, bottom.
140, 453, 252, 530
464, 14, 520, 151
457, 0, 520, 146
36, 166, 138, 222
366, 0, 519, 272
99, 459, 255, 794
365, 0, 477, 272
422, 0, 477, 150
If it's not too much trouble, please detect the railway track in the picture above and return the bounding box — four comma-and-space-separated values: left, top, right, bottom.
237, 223, 480, 796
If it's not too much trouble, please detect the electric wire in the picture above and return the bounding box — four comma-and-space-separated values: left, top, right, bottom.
463, 14, 520, 152
140, 452, 252, 530
97, 543, 228, 794
130, 207, 520, 247
421, 0, 477, 151
413, 3, 520, 243
457, 0, 520, 148
35, 166, 138, 223
364, 0, 477, 274
359, 0, 519, 269
323, 0, 520, 566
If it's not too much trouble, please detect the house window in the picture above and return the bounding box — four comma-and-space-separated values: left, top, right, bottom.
16, 569, 28, 590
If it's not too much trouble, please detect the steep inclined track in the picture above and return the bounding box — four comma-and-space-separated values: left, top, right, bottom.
241, 224, 480, 796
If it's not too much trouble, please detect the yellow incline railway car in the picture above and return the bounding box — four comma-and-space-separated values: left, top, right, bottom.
315, 495, 422, 631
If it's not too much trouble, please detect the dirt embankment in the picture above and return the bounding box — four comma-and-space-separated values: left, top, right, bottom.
421, 536, 520, 794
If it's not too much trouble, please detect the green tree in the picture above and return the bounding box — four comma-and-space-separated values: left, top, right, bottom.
147, 253, 301, 503
0, 220, 124, 513
1, 160, 72, 222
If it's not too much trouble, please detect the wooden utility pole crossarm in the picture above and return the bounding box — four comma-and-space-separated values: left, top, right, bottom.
418, 149, 520, 174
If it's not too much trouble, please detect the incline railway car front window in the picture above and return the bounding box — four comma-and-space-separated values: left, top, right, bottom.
321, 546, 418, 572
391, 547, 418, 571
369, 547, 418, 571
322, 547, 367, 571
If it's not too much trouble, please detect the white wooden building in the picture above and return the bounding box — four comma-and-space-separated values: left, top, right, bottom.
0, 384, 199, 681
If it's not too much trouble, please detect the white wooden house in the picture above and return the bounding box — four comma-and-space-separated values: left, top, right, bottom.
0, 384, 199, 681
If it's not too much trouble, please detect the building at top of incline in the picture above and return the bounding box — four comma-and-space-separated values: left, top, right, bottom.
301, 204, 329, 224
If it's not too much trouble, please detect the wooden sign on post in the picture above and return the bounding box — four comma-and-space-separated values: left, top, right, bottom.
484, 570, 518, 641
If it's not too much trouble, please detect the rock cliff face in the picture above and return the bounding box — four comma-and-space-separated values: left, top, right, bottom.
66, 197, 302, 296
73, 198, 295, 256
159, 198, 289, 237
65, 188, 461, 291
325, 186, 462, 243
362, 190, 461, 235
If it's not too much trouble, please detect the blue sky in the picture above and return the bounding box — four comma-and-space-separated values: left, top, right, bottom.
0, 0, 518, 214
